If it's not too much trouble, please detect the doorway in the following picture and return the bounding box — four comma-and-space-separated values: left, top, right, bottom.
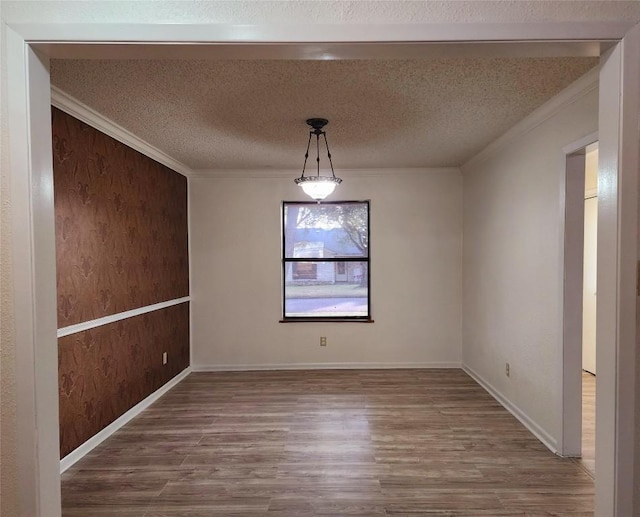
581, 141, 598, 476
560, 133, 597, 463
5, 20, 640, 517
335, 261, 348, 282
561, 135, 601, 480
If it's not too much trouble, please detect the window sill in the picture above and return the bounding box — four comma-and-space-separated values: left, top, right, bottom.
279, 318, 375, 323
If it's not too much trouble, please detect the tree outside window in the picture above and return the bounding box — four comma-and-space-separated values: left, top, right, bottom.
282, 201, 370, 320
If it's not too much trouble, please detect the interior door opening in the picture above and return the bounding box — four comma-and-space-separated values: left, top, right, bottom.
561, 133, 597, 465
580, 141, 598, 477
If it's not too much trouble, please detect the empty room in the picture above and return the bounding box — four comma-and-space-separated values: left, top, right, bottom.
3, 2, 640, 517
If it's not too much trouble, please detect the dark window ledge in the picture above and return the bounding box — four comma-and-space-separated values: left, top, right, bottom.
279, 318, 375, 323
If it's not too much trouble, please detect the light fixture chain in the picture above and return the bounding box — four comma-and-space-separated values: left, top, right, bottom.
322, 132, 336, 178
300, 132, 313, 178
316, 131, 321, 177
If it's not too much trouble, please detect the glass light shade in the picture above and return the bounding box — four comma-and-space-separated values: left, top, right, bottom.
295, 176, 342, 201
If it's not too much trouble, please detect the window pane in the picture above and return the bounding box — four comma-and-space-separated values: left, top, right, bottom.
284, 202, 368, 258
284, 261, 368, 318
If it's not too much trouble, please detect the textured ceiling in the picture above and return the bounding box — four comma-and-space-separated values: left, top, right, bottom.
50, 57, 597, 171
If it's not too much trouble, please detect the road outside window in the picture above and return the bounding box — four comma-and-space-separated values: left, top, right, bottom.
282, 201, 370, 321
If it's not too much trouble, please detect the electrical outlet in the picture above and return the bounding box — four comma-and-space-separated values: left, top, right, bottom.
505, 362, 510, 377
320, 337, 327, 346
163, 352, 168, 365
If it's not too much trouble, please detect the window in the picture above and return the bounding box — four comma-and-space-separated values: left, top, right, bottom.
293, 262, 318, 280
282, 201, 370, 321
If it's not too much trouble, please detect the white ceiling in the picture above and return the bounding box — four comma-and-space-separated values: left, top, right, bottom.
50, 56, 598, 171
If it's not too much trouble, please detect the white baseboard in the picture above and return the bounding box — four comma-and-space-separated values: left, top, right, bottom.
463, 364, 558, 454
60, 367, 191, 473
192, 361, 461, 372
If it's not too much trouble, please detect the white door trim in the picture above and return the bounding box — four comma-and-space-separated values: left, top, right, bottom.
6, 27, 61, 515
560, 144, 590, 458
8, 21, 635, 44
595, 24, 640, 516
559, 130, 599, 460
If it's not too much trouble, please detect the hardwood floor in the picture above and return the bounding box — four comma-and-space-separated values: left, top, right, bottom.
61, 369, 594, 516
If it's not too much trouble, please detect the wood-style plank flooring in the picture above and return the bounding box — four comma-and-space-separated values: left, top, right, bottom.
61, 369, 594, 516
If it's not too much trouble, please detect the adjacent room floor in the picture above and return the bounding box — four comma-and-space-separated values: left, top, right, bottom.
61, 369, 594, 516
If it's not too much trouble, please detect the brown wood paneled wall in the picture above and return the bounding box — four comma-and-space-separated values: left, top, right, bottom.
53, 107, 190, 458
58, 303, 190, 457
52, 106, 189, 327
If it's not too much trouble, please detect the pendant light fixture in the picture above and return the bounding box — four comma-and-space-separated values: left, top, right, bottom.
294, 118, 342, 201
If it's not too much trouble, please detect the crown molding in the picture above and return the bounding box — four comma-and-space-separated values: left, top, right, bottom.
461, 66, 599, 172
189, 167, 460, 179
51, 86, 194, 178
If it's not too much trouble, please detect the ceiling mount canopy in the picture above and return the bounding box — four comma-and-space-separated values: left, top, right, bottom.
295, 118, 342, 201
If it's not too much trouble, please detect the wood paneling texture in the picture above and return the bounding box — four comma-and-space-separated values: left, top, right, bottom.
53, 107, 190, 458
60, 369, 595, 516
52, 107, 189, 327
58, 303, 190, 458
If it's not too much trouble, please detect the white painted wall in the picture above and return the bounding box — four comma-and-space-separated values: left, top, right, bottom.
190, 170, 462, 369
0, 14, 19, 517
585, 145, 599, 193
583, 146, 598, 375
4, 1, 640, 24
582, 196, 597, 374
461, 87, 599, 447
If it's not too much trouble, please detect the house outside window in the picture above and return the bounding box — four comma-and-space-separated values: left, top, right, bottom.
282, 201, 370, 321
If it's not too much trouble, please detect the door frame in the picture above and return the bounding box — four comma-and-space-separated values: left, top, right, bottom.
5, 18, 640, 517
561, 132, 597, 459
